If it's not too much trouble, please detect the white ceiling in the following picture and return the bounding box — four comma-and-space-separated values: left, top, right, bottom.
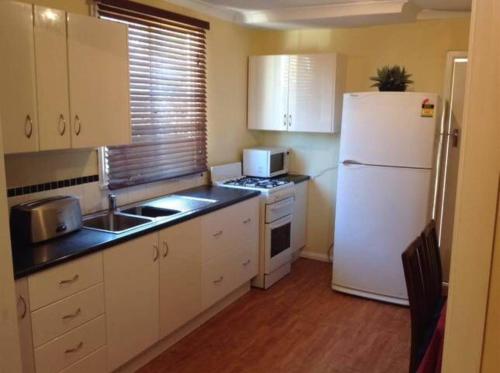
169, 0, 471, 28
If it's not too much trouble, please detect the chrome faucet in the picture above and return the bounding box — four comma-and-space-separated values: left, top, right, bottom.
108, 193, 117, 212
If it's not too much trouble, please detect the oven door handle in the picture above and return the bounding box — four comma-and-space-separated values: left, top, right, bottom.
267, 214, 292, 229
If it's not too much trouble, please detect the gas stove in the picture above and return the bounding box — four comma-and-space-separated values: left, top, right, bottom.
211, 162, 295, 202
223, 176, 290, 190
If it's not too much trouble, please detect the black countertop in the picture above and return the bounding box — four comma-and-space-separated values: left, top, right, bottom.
12, 185, 260, 279
276, 174, 310, 184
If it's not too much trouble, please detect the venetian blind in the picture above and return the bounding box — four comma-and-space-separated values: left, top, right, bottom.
96, 0, 209, 189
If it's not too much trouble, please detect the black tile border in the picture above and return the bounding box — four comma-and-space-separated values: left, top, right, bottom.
7, 175, 99, 198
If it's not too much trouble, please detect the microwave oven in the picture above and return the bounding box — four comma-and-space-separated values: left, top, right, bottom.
243, 147, 290, 178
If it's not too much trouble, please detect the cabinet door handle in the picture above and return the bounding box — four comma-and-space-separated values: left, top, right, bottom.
74, 115, 81, 136
59, 274, 79, 285
62, 307, 81, 320
24, 114, 33, 138
65, 341, 83, 354
213, 276, 224, 284
213, 230, 223, 238
153, 244, 159, 262
58, 114, 66, 136
283, 113, 287, 127
242, 259, 251, 266
243, 218, 251, 224
18, 295, 27, 320
162, 241, 169, 258
288, 114, 292, 128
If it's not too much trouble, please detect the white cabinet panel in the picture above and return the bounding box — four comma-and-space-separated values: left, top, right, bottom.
248, 55, 289, 131
34, 6, 71, 150
103, 233, 159, 372
67, 13, 130, 148
60, 346, 107, 373
288, 54, 345, 133
0, 1, 39, 154
15, 279, 36, 373
159, 218, 202, 339
291, 181, 308, 255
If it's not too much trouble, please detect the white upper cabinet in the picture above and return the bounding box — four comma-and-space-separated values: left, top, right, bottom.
0, 4, 131, 154
67, 13, 131, 149
34, 6, 71, 151
248, 55, 290, 131
0, 1, 39, 154
248, 53, 346, 134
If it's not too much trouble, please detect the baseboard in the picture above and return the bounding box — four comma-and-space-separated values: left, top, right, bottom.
116, 282, 251, 373
299, 250, 332, 263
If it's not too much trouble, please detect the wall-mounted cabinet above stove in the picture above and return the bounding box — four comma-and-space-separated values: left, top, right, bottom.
248, 53, 346, 134
0, 2, 131, 154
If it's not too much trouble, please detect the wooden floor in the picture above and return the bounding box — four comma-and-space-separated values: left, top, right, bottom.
139, 259, 410, 373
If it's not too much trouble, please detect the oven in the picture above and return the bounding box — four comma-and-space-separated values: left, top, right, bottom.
264, 197, 293, 274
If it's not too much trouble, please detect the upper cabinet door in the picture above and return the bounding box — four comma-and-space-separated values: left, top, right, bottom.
248, 55, 290, 131
67, 14, 130, 149
0, 2, 39, 154
34, 6, 71, 151
288, 54, 344, 133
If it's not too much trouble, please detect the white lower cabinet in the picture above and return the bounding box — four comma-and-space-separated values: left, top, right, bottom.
17, 197, 260, 372
159, 218, 202, 339
291, 181, 309, 257
103, 232, 160, 372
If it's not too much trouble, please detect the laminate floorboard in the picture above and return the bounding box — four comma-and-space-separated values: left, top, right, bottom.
139, 258, 410, 373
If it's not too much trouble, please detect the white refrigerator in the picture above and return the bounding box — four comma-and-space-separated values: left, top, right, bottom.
332, 92, 439, 305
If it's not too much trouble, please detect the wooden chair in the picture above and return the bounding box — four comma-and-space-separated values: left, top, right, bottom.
402, 223, 444, 373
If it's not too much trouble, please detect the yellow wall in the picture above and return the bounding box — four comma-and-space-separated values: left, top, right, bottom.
250, 18, 470, 256
7, 0, 259, 187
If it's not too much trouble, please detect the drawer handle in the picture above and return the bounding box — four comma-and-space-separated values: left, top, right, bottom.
213, 230, 223, 238
213, 276, 224, 284
243, 218, 251, 224
162, 241, 169, 258
242, 259, 251, 266
65, 341, 83, 354
18, 295, 27, 320
62, 307, 81, 320
59, 274, 79, 285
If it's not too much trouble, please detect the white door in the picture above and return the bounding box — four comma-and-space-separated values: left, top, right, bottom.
34, 6, 71, 151
248, 55, 289, 131
103, 233, 159, 371
159, 219, 202, 339
0, 2, 39, 154
288, 54, 335, 133
332, 163, 432, 304
438, 56, 467, 281
67, 14, 130, 148
339, 92, 438, 167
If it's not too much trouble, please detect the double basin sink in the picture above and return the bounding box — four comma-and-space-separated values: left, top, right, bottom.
83, 194, 217, 234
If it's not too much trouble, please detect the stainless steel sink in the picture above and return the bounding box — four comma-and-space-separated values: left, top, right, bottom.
83, 212, 153, 234
121, 195, 217, 220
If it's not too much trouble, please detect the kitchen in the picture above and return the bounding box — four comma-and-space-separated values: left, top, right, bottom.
0, 1, 498, 373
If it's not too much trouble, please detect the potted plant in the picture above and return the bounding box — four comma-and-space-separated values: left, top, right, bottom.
370, 65, 413, 92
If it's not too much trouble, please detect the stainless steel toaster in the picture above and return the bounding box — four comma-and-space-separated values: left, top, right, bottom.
10, 196, 82, 245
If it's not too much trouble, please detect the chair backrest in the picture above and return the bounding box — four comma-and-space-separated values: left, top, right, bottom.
421, 220, 443, 309
402, 220, 444, 372
402, 236, 428, 373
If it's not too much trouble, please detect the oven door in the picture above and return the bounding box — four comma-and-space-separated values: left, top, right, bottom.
264, 214, 292, 274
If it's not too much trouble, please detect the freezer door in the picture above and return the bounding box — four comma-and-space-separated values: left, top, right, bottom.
332, 163, 432, 303
339, 92, 438, 168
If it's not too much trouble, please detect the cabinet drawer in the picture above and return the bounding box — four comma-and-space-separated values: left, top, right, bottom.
201, 207, 233, 262
34, 315, 106, 373
31, 284, 105, 347
60, 346, 107, 373
230, 197, 259, 243
201, 256, 233, 310
28, 253, 103, 311
233, 244, 259, 285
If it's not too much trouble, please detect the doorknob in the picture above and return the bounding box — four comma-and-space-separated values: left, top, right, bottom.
450, 128, 460, 148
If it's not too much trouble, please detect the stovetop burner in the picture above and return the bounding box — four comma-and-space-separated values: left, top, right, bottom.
223, 177, 289, 190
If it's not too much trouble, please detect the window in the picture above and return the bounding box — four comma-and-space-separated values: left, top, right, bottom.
95, 0, 209, 189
